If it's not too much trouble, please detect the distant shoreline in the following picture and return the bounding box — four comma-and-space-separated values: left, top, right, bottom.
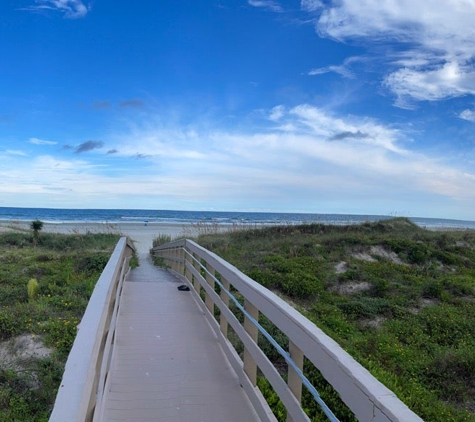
1, 219, 474, 256
0, 221, 197, 255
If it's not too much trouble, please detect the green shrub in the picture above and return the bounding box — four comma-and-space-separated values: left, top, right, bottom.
337, 297, 394, 319
195, 221, 475, 420
408, 243, 431, 264
75, 254, 109, 275
257, 377, 286, 421
45, 316, 80, 356
0, 313, 17, 340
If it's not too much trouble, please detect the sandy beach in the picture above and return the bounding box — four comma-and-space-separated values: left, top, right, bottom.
0, 220, 202, 255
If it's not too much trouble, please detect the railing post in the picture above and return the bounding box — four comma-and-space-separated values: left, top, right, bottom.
180, 246, 186, 276
185, 247, 193, 284
243, 299, 259, 386
205, 263, 215, 315
220, 277, 230, 337
171, 248, 176, 272
287, 340, 304, 422
192, 253, 201, 293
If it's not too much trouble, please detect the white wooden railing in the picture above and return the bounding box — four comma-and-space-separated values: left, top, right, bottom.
49, 237, 135, 422
152, 239, 423, 422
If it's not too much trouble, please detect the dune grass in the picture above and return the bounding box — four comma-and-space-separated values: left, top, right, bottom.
0, 230, 120, 421
194, 218, 475, 421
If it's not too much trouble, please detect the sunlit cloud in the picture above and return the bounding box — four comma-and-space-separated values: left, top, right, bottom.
301, 0, 322, 12
308, 64, 354, 79
307, 0, 475, 106
269, 105, 285, 121
20, 0, 90, 19
459, 109, 475, 122
6, 150, 28, 156
2, 105, 475, 215
248, 0, 283, 13
29, 137, 57, 146
103, 105, 475, 206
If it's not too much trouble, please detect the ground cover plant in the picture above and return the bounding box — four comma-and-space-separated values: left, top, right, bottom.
0, 228, 120, 421
194, 218, 475, 421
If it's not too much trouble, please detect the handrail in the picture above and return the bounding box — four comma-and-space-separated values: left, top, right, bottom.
152, 239, 423, 422
184, 248, 339, 422
49, 237, 135, 422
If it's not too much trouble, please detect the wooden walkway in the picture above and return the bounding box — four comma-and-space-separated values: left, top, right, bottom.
98, 255, 260, 422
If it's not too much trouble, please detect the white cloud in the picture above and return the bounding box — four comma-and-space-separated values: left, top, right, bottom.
459, 109, 475, 122
301, 0, 322, 12
248, 0, 283, 13
384, 61, 475, 105
6, 150, 28, 156
269, 105, 285, 121
308, 64, 354, 79
309, 0, 475, 105
104, 106, 475, 205
29, 137, 57, 146
21, 0, 90, 19
2, 105, 475, 216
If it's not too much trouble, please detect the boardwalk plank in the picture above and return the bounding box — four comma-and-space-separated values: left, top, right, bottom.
100, 258, 260, 422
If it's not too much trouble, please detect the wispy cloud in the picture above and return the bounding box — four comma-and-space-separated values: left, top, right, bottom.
74, 140, 104, 153
6, 150, 28, 156
308, 56, 361, 79
106, 105, 474, 207
308, 64, 354, 79
29, 137, 57, 146
269, 105, 285, 121
301, 0, 322, 12
119, 99, 145, 108
308, 0, 475, 106
248, 0, 283, 13
21, 0, 90, 19
3, 105, 475, 216
459, 109, 475, 122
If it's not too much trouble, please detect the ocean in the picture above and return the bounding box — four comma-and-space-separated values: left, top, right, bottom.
0, 207, 474, 230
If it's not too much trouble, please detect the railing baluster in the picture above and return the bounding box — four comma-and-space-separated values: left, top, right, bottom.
220, 277, 230, 337
185, 247, 193, 283
180, 246, 186, 275
192, 253, 201, 293
243, 299, 259, 386
172, 248, 176, 272
205, 262, 215, 314
287, 341, 304, 422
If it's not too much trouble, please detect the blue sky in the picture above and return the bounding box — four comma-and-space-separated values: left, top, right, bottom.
1, 0, 475, 220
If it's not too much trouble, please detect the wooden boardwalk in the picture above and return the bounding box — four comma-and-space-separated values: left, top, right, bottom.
98, 256, 260, 422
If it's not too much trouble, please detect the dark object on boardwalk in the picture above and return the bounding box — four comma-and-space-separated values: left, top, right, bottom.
177, 285, 190, 291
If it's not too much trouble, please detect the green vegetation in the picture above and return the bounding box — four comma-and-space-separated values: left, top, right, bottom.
0, 230, 120, 421
195, 218, 475, 421
30, 220, 44, 247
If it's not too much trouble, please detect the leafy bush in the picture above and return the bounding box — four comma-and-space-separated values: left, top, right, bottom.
75, 254, 110, 275
195, 219, 475, 421
0, 230, 119, 419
